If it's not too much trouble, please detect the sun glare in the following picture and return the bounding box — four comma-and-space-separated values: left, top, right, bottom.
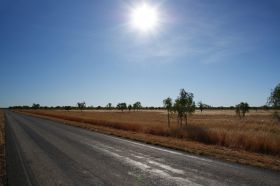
130, 3, 159, 32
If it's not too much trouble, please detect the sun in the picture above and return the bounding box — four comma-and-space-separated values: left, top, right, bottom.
130, 3, 159, 32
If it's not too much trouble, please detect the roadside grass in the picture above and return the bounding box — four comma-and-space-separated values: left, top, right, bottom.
0, 110, 6, 186
17, 109, 280, 170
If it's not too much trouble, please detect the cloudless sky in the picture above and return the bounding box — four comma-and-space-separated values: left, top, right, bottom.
0, 0, 279, 107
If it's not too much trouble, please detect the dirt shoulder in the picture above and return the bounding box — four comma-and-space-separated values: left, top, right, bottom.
0, 110, 7, 186
15, 110, 280, 171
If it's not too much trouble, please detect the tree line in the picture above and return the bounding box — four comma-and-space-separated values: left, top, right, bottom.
162, 83, 280, 127
8, 83, 280, 121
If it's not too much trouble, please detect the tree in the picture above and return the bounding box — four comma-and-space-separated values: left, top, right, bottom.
240, 102, 249, 117
198, 101, 203, 112
235, 105, 241, 119
236, 102, 249, 118
174, 99, 183, 127
174, 89, 195, 127
128, 104, 132, 111
64, 106, 72, 111
133, 101, 142, 111
262, 105, 269, 110
106, 103, 112, 110
163, 97, 173, 127
32, 103, 40, 109
267, 83, 280, 108
117, 103, 127, 112
77, 101, 86, 111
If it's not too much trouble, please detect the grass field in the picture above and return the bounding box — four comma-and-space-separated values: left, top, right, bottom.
19, 109, 280, 170
0, 110, 6, 186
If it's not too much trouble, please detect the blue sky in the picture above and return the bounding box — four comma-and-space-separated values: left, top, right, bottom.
0, 0, 279, 107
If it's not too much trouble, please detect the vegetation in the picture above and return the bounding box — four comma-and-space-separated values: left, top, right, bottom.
162, 89, 196, 128
267, 83, 280, 108
198, 101, 203, 112
64, 106, 72, 111
106, 103, 112, 110
117, 103, 127, 112
32, 103, 40, 109
163, 97, 172, 127
235, 102, 250, 118
128, 104, 132, 111
133, 101, 142, 111
198, 102, 212, 112
174, 89, 196, 127
77, 102, 86, 112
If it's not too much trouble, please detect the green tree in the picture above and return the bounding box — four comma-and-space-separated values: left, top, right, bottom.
117, 103, 127, 112
174, 89, 195, 127
106, 103, 112, 110
174, 99, 183, 127
133, 101, 142, 111
236, 102, 249, 118
128, 104, 132, 111
267, 83, 280, 108
235, 105, 241, 119
64, 106, 72, 111
77, 101, 86, 112
163, 97, 173, 127
198, 101, 203, 112
32, 103, 40, 109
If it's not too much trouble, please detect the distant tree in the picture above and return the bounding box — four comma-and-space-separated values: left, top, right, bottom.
77, 101, 86, 112
32, 103, 40, 109
163, 97, 173, 127
267, 83, 280, 108
236, 102, 249, 118
12, 105, 31, 109
128, 104, 132, 111
64, 106, 72, 111
117, 103, 127, 112
87, 105, 94, 110
174, 99, 183, 126
262, 105, 269, 111
174, 89, 195, 127
24, 105, 31, 109
198, 101, 204, 112
241, 102, 249, 117
235, 105, 241, 119
133, 101, 142, 111
106, 103, 112, 110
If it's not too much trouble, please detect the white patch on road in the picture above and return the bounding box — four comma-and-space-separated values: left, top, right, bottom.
110, 135, 213, 163
93, 145, 201, 186
132, 155, 145, 159
147, 160, 185, 175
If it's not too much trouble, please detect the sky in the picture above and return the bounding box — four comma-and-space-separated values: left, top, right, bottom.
0, 0, 279, 107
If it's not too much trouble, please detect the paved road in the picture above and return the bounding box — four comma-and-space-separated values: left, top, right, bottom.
5, 111, 280, 186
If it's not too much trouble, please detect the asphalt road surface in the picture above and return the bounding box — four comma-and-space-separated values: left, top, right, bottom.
5, 111, 280, 186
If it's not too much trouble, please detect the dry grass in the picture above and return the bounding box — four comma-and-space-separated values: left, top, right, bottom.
17, 109, 280, 170
0, 110, 6, 186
